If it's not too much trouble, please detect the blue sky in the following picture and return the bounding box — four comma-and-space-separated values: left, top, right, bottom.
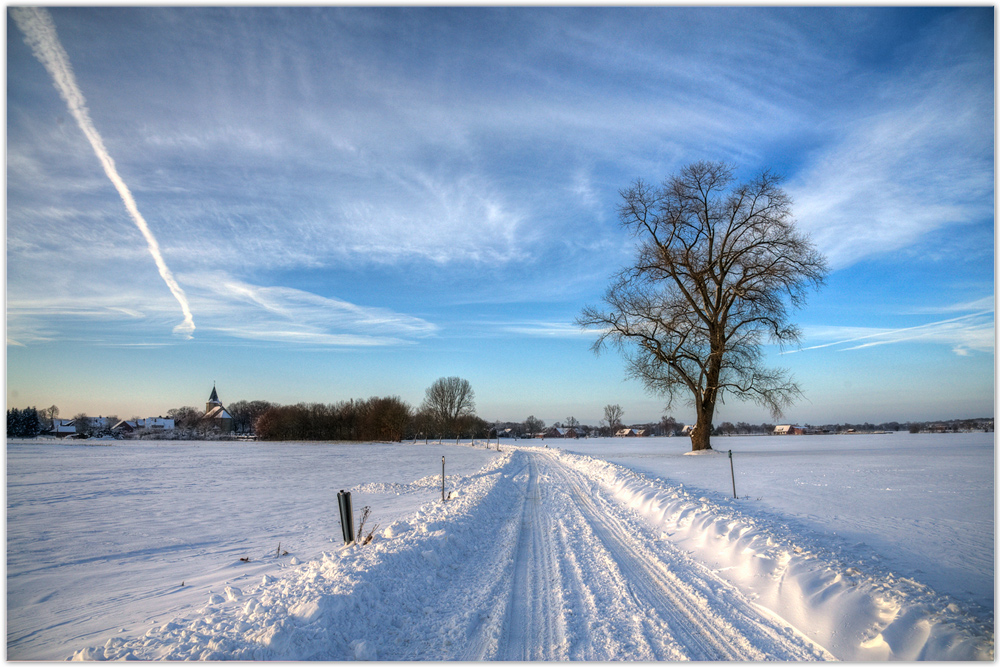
6, 7, 994, 426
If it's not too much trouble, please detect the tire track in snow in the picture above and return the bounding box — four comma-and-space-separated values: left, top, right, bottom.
496, 455, 566, 660
561, 469, 762, 659
492, 449, 827, 660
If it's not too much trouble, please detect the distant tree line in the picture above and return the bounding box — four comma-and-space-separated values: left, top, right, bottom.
150, 378, 487, 442
247, 377, 490, 442
11, 389, 991, 442
712, 421, 777, 436
254, 397, 413, 442
712, 419, 994, 435
906, 418, 994, 434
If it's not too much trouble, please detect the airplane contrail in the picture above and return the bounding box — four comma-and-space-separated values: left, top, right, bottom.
12, 7, 195, 338
787, 309, 993, 354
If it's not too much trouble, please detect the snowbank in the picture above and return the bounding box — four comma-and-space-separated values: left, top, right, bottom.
565, 433, 994, 613
553, 448, 994, 661
71, 452, 518, 660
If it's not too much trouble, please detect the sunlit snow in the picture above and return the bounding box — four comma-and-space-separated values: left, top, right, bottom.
6, 434, 993, 660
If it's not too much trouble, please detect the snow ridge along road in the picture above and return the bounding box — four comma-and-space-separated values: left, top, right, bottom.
82, 448, 836, 660
493, 451, 829, 660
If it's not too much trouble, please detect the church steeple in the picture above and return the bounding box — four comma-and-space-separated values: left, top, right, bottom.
207, 384, 221, 413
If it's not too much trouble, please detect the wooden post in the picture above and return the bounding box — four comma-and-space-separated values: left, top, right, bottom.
728, 449, 737, 499
441, 456, 446, 502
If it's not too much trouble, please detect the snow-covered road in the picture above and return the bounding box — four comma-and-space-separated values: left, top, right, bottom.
492, 450, 829, 660
79, 449, 831, 660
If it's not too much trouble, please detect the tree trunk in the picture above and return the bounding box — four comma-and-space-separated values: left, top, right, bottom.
689, 347, 723, 452
689, 422, 713, 451
690, 387, 717, 452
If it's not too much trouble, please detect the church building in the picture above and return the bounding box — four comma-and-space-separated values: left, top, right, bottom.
202, 385, 234, 433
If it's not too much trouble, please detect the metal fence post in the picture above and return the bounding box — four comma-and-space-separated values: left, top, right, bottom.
337, 489, 355, 544
441, 456, 446, 501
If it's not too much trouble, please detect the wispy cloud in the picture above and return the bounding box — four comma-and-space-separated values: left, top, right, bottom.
335, 169, 530, 265
903, 296, 995, 316
787, 12, 993, 269
501, 321, 601, 338
183, 274, 438, 347
10, 7, 196, 338
6, 301, 160, 347
794, 300, 994, 356
77, 9, 831, 275
7, 269, 439, 349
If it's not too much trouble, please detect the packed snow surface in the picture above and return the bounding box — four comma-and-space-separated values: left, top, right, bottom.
6, 435, 994, 661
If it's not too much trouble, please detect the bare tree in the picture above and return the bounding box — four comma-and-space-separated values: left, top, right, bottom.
604, 404, 624, 434
421, 377, 476, 435
167, 406, 202, 431
523, 415, 545, 436
579, 162, 827, 451
228, 400, 275, 434
42, 405, 59, 431
72, 412, 92, 437
661, 414, 679, 436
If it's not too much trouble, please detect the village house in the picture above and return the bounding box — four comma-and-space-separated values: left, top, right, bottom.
50, 418, 78, 438
544, 427, 583, 439
112, 417, 175, 435
773, 424, 807, 435
41, 386, 235, 439
50, 417, 114, 437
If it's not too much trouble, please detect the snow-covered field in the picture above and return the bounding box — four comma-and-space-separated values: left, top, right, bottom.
7, 440, 499, 660
6, 434, 994, 661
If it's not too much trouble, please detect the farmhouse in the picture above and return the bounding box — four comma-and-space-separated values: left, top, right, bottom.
113, 417, 175, 434
774, 424, 806, 435
616, 428, 649, 437
51, 418, 78, 438
545, 427, 583, 439
50, 417, 114, 437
